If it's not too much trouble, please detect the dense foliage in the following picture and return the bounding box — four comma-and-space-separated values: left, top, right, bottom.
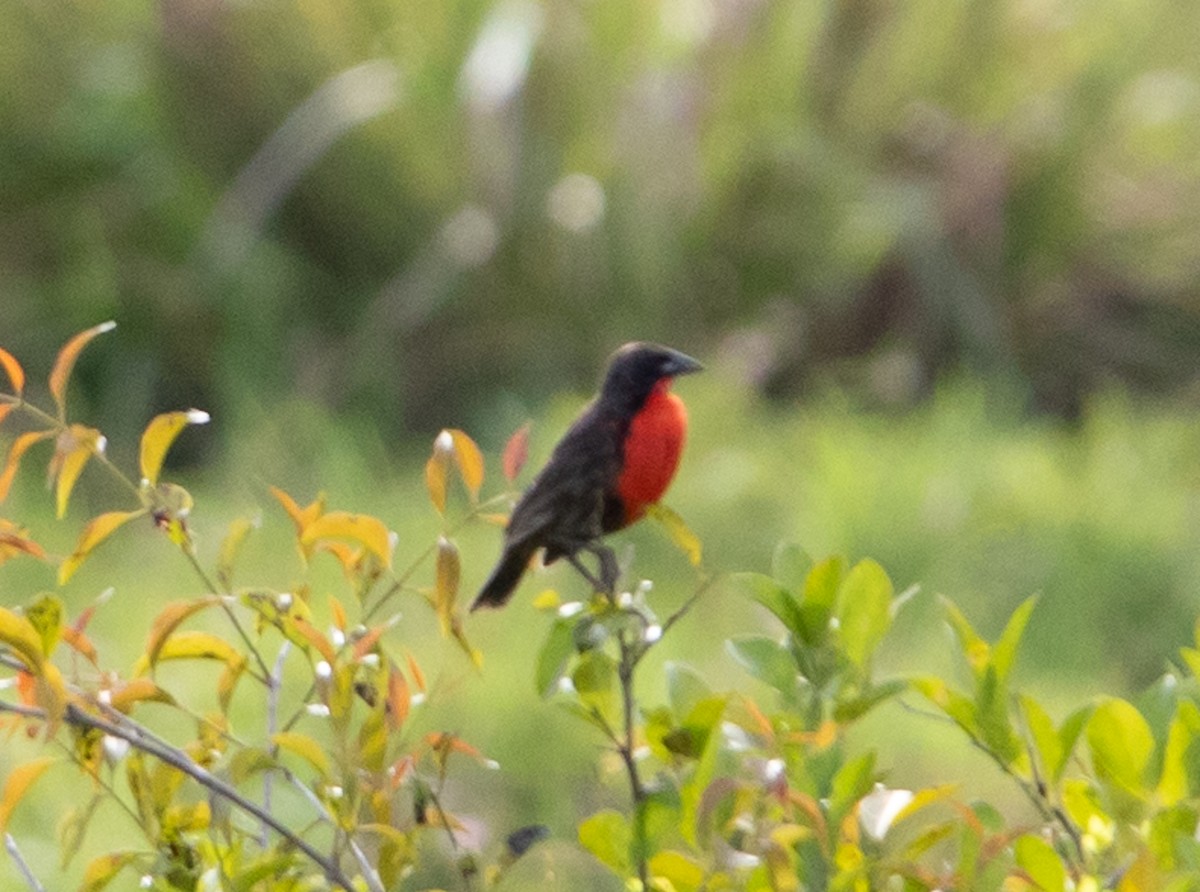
4, 328, 1200, 891
6, 0, 1200, 443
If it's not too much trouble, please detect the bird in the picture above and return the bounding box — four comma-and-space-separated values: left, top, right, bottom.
470, 342, 702, 610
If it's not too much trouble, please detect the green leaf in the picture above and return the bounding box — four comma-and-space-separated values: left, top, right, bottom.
731, 572, 804, 639
833, 678, 908, 723
835, 559, 893, 668
911, 675, 979, 736
649, 850, 704, 892
667, 662, 712, 721
976, 666, 1021, 766
572, 650, 617, 726
578, 810, 631, 875
1088, 697, 1154, 796
1014, 834, 1067, 891
992, 595, 1037, 684
1056, 705, 1094, 782
771, 542, 812, 595
828, 751, 876, 828
727, 635, 797, 696
1157, 699, 1200, 806
939, 597, 989, 678
535, 619, 575, 698
1020, 695, 1061, 784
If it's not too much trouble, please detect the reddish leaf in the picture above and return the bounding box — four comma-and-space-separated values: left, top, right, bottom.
290, 616, 338, 666
502, 422, 531, 483
0, 520, 46, 566
48, 321, 116, 416
60, 625, 98, 666
329, 595, 348, 632
0, 346, 25, 396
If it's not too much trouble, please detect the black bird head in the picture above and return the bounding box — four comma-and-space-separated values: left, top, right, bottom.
599, 342, 703, 413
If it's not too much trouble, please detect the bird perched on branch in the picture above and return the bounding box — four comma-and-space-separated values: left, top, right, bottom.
471, 342, 702, 610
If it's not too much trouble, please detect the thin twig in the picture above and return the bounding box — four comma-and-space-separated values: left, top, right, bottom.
0, 700, 356, 890
616, 630, 649, 889
4, 833, 46, 892
263, 640, 292, 848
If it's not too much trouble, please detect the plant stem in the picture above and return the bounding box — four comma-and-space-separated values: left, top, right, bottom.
617, 631, 649, 889
4, 833, 46, 892
0, 700, 357, 890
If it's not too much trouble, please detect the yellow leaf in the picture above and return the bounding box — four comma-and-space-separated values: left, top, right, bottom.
141, 597, 222, 671
108, 678, 176, 713
329, 595, 347, 632
80, 852, 140, 892
152, 630, 241, 666
59, 509, 145, 585
139, 409, 210, 487
52, 424, 105, 519
217, 515, 257, 591
0, 429, 53, 503
48, 321, 116, 416
435, 537, 460, 635
502, 422, 531, 483
35, 662, 68, 736
647, 503, 703, 566
273, 731, 333, 779
300, 510, 393, 569
0, 756, 56, 833
448, 429, 484, 500
0, 607, 45, 672
0, 346, 25, 396
25, 593, 63, 658
425, 430, 452, 514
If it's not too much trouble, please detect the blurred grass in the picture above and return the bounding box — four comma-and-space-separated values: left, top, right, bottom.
2, 368, 1197, 886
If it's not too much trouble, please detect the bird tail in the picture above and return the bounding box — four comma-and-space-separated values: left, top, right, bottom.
470, 543, 536, 611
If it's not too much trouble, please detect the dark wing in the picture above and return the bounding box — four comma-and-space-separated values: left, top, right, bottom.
502, 402, 625, 560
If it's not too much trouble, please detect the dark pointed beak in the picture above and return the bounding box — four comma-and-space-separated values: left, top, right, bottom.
664, 350, 703, 377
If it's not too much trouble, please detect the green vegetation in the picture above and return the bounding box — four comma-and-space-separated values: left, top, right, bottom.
2, 329, 1199, 890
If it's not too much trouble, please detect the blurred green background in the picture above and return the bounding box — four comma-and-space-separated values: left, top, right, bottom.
4, 0, 1200, 885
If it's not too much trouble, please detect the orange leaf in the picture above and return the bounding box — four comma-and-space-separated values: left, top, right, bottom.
48, 321, 116, 415
290, 616, 337, 665
51, 424, 105, 519
0, 404, 13, 427
0, 520, 46, 566
502, 422, 531, 483
269, 486, 325, 533
0, 429, 53, 503
387, 660, 410, 731
352, 625, 387, 661
406, 651, 427, 693
139, 409, 210, 487
329, 595, 348, 632
425, 431, 452, 514
0, 346, 25, 396
448, 429, 484, 500
434, 537, 460, 635
141, 596, 222, 670
300, 510, 393, 569
60, 625, 98, 665
0, 756, 56, 833
59, 509, 145, 585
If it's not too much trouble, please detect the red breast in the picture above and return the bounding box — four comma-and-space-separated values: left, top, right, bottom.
614, 379, 688, 525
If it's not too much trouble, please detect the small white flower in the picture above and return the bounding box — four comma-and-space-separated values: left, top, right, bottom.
643, 624, 663, 644
557, 601, 584, 618
277, 592, 293, 610
315, 661, 332, 680
97, 689, 112, 706
186, 409, 211, 425
329, 627, 346, 648
306, 703, 331, 718
435, 430, 454, 453
102, 735, 130, 763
